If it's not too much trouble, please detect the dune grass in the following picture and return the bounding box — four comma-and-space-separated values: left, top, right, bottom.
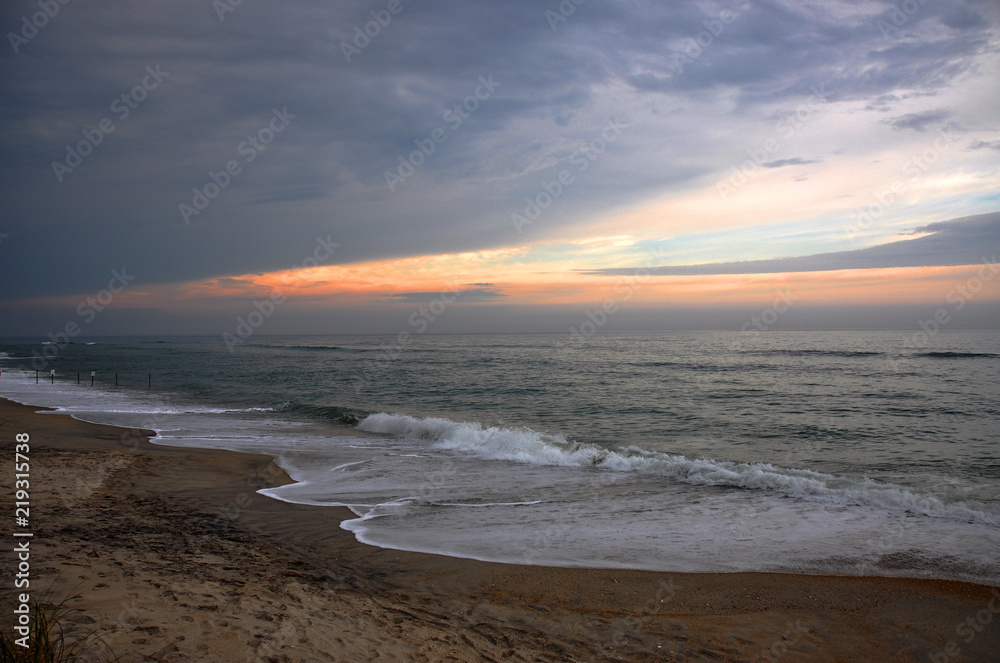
1, 589, 118, 663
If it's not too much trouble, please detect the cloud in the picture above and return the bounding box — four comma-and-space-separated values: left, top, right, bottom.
0, 0, 997, 311
760, 157, 821, 169
384, 288, 504, 303
968, 139, 1000, 151
864, 92, 940, 113
584, 212, 1000, 276
940, 4, 990, 30
883, 109, 954, 132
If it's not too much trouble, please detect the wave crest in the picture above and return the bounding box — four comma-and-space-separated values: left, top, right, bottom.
358, 413, 1000, 526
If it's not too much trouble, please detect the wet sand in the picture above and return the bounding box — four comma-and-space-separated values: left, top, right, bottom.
1, 397, 997, 661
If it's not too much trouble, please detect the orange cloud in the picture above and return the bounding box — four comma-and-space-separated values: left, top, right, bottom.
10, 252, 997, 316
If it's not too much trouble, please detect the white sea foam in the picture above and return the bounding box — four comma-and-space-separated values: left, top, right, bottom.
358, 413, 1000, 526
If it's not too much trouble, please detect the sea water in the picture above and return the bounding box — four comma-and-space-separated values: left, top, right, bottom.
1, 331, 998, 584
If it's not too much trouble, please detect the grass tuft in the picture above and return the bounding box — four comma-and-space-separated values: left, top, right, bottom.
1, 588, 118, 663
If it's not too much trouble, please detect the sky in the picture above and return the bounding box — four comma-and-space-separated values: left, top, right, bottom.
1, 0, 999, 337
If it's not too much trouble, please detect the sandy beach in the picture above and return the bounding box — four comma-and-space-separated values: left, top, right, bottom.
1, 397, 997, 662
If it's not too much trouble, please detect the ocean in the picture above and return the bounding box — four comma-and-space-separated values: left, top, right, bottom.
2, 330, 998, 585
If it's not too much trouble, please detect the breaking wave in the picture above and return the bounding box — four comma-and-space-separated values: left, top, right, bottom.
358, 413, 1000, 526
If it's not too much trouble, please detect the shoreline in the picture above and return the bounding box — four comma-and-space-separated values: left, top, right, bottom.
2, 397, 998, 661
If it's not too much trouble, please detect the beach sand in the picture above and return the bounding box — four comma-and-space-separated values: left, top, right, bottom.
1, 397, 997, 662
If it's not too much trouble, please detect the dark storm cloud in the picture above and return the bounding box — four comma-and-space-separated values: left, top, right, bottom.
586, 212, 1000, 276
1, 0, 997, 304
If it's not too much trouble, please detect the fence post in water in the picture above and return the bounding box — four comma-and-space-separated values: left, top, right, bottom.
91, 371, 95, 387
50, 369, 54, 385
77, 372, 80, 385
